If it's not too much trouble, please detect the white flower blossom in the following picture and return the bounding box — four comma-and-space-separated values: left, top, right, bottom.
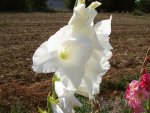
32, 26, 92, 88
32, 0, 113, 112
55, 79, 82, 113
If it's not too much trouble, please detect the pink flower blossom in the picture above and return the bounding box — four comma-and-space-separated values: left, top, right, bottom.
125, 80, 149, 113
140, 73, 150, 91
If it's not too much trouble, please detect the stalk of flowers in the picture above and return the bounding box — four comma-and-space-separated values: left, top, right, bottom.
125, 47, 150, 113
32, 0, 112, 112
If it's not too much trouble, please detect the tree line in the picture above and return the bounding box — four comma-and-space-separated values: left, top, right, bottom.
0, 0, 47, 12
65, 0, 150, 13
0, 0, 150, 13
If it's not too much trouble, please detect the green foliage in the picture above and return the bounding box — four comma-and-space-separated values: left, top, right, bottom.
32, 0, 48, 11
101, 77, 127, 91
65, 0, 76, 10
10, 102, 29, 113
0, 0, 25, 11
114, 77, 127, 91
74, 95, 92, 113
25, 0, 34, 12
38, 95, 59, 113
144, 99, 150, 113
101, 73, 140, 92
135, 0, 150, 13
133, 9, 144, 16
47, 96, 55, 113
65, 0, 136, 12
38, 107, 47, 113
52, 75, 60, 99
119, 94, 132, 113
101, 105, 109, 113
0, 0, 48, 12
101, 0, 135, 12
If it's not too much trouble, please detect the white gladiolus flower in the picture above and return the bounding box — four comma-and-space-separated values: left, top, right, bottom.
32, 0, 113, 112
55, 80, 82, 113
32, 26, 92, 88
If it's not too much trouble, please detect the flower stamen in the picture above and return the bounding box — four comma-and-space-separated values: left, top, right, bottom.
88, 1, 101, 9
59, 48, 69, 60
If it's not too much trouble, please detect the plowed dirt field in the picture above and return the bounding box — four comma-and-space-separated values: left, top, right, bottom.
0, 12, 150, 113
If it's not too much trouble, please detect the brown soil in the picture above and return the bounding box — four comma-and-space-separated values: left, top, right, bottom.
0, 12, 150, 113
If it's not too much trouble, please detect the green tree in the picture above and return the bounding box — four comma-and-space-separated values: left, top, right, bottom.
32, 0, 48, 11
0, 0, 48, 12
25, 0, 34, 12
136, 0, 150, 13
101, 0, 135, 12
65, 0, 76, 10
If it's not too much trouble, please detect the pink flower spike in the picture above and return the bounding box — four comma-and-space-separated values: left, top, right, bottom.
129, 80, 139, 91
133, 104, 144, 113
125, 80, 149, 113
140, 73, 150, 91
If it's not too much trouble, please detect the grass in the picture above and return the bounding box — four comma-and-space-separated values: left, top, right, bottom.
119, 93, 132, 113
101, 105, 109, 113
10, 102, 29, 113
74, 95, 92, 113
8, 73, 139, 113
133, 9, 144, 16
101, 73, 140, 92
74, 93, 132, 113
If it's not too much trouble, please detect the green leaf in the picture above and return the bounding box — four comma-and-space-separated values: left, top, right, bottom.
47, 95, 56, 113
38, 107, 47, 113
52, 74, 60, 99
47, 95, 56, 104
52, 74, 60, 82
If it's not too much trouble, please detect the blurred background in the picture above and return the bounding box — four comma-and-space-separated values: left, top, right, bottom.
0, 0, 150, 14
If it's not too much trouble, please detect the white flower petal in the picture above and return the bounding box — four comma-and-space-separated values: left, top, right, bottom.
56, 38, 92, 88
52, 103, 64, 113
96, 34, 113, 51
55, 81, 82, 113
77, 50, 112, 99
76, 79, 89, 98
94, 16, 112, 51
101, 50, 112, 63
60, 92, 82, 112
58, 66, 85, 89
94, 15, 112, 36
68, 4, 87, 27
59, 76, 76, 91
77, 51, 100, 98
55, 81, 66, 97
61, 39, 92, 65
92, 34, 105, 51
69, 3, 98, 27
47, 26, 71, 52
87, 7, 97, 26
32, 41, 59, 73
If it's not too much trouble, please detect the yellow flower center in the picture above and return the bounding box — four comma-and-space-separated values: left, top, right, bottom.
80, 0, 85, 4
59, 48, 69, 60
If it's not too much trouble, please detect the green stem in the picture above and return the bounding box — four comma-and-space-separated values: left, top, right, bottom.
52, 74, 60, 99
75, 0, 78, 7
146, 98, 150, 112
47, 95, 54, 113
